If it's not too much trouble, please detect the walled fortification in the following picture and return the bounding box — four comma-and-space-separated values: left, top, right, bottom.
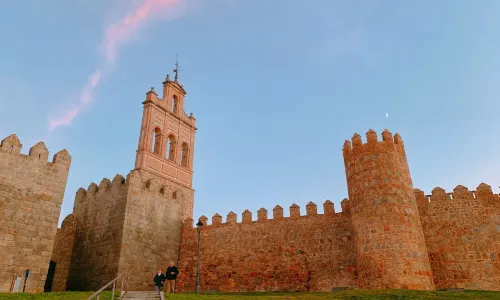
177, 200, 356, 292
0, 134, 71, 293
4, 75, 496, 294
415, 184, 500, 291
50, 214, 76, 292
177, 129, 499, 293
342, 129, 434, 290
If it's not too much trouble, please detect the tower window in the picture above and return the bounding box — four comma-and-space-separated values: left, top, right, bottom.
151, 127, 162, 155
180, 142, 189, 167
166, 134, 177, 161
172, 95, 178, 114
172, 191, 177, 199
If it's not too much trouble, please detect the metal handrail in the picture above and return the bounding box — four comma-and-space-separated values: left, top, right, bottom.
87, 268, 132, 300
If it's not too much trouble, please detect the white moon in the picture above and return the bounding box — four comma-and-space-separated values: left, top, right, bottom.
385, 113, 389, 118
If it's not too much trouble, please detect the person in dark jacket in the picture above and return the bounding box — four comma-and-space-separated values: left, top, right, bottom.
153, 268, 166, 291
165, 261, 179, 293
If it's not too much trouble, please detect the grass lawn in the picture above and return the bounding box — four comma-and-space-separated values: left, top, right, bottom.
0, 290, 499, 299
0, 291, 113, 300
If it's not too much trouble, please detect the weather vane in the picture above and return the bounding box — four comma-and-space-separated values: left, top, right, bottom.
173, 54, 182, 81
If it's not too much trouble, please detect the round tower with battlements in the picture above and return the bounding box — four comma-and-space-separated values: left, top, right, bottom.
342, 129, 435, 290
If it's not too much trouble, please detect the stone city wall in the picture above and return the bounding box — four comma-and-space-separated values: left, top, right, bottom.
0, 134, 71, 293
66, 174, 129, 291
177, 200, 356, 292
416, 183, 500, 291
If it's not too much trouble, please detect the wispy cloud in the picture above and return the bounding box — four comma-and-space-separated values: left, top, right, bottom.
49, 109, 80, 131
102, 0, 178, 65
48, 0, 188, 132
81, 70, 101, 105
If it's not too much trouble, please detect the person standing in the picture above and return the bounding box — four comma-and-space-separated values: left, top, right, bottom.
153, 268, 166, 292
165, 261, 179, 293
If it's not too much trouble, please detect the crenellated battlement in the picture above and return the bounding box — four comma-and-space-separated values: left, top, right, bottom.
414, 182, 500, 209
0, 133, 71, 200
184, 199, 352, 228
342, 129, 405, 158
72, 174, 129, 222
75, 174, 128, 197
74, 170, 192, 202
0, 134, 71, 166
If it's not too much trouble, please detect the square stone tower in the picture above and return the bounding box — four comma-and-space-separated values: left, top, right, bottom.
66, 73, 197, 291
0, 135, 71, 293
121, 73, 197, 289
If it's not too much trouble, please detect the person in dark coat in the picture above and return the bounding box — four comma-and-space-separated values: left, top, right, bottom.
165, 261, 179, 293
153, 268, 166, 291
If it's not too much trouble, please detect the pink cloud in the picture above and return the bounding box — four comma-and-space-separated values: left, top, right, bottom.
81, 70, 101, 105
103, 0, 179, 64
49, 108, 80, 131
48, 0, 184, 132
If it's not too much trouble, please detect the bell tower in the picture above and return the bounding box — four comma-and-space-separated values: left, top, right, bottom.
110, 68, 198, 290
134, 72, 197, 189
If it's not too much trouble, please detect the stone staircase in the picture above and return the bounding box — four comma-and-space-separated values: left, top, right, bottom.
121, 291, 163, 299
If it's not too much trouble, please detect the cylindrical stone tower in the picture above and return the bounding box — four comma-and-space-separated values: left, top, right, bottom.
342, 129, 434, 290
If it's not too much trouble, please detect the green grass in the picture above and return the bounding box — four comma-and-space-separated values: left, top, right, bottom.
1, 290, 499, 300
0, 291, 116, 300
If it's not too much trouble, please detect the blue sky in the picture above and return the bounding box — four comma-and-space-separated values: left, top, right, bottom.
1, 0, 499, 226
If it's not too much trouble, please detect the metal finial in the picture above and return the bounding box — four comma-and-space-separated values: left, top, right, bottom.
173, 54, 181, 81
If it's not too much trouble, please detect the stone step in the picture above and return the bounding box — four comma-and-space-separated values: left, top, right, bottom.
122, 291, 161, 299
